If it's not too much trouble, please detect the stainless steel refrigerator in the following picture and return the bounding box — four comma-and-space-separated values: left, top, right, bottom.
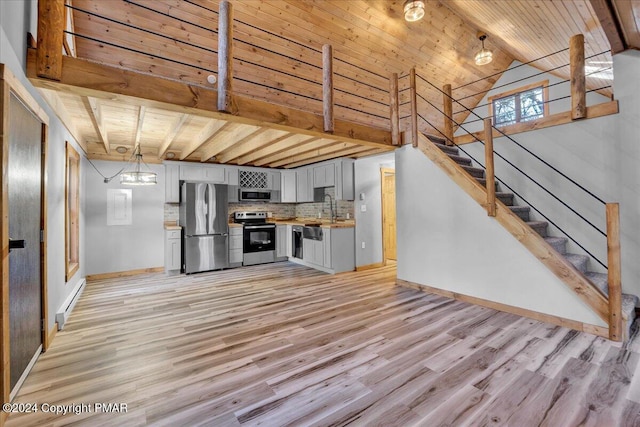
180, 182, 229, 274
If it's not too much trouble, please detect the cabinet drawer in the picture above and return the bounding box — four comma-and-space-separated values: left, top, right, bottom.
229, 249, 243, 264
229, 235, 243, 250
166, 230, 181, 239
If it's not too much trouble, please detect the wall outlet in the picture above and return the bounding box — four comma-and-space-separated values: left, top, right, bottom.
361, 241, 366, 249
360, 204, 367, 212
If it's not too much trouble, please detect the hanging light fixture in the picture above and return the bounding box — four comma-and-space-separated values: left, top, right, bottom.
403, 0, 425, 22
119, 145, 157, 185
474, 34, 493, 66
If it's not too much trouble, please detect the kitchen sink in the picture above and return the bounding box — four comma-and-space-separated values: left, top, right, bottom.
303, 226, 323, 241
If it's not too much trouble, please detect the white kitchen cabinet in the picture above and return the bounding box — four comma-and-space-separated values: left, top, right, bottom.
286, 225, 293, 257
164, 229, 182, 274
229, 226, 243, 267
303, 238, 324, 266
268, 171, 281, 191
180, 163, 226, 183
280, 170, 297, 203
296, 167, 314, 202
291, 226, 354, 274
276, 225, 288, 260
335, 158, 355, 201
313, 163, 335, 188
323, 228, 332, 269
226, 166, 239, 186
165, 163, 180, 203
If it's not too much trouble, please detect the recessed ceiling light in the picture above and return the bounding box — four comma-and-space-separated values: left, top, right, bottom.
115, 146, 128, 154
207, 75, 217, 84
166, 152, 176, 159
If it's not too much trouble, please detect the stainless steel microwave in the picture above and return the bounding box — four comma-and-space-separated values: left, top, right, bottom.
239, 189, 273, 202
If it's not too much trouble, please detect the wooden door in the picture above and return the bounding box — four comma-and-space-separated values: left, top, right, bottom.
381, 168, 396, 261
7, 92, 43, 395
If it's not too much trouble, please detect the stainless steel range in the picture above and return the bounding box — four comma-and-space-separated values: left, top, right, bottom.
233, 212, 276, 266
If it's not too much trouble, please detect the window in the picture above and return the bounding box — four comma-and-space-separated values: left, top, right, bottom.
489, 81, 549, 127
65, 141, 80, 281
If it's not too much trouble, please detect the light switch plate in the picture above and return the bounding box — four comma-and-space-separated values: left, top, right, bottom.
360, 204, 367, 212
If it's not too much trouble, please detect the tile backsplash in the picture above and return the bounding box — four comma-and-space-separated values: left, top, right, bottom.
164, 188, 354, 223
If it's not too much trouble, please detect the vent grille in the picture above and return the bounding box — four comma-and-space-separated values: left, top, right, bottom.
239, 170, 268, 188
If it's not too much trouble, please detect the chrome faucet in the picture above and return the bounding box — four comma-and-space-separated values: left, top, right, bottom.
324, 194, 336, 223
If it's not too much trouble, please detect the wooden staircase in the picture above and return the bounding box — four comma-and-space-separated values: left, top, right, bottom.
415, 132, 637, 340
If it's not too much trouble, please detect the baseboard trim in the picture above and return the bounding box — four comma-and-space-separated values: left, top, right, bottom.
87, 267, 164, 281
397, 278, 609, 339
356, 262, 385, 271
47, 322, 58, 348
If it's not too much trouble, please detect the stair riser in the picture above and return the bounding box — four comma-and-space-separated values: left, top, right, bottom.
565, 256, 589, 274
434, 144, 459, 156
510, 209, 530, 222
529, 224, 548, 237
497, 194, 514, 205
448, 155, 472, 166
463, 167, 485, 178
547, 240, 567, 255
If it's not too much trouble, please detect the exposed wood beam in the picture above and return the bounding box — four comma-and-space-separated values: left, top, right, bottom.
589, 0, 627, 53
84, 97, 110, 154
454, 101, 619, 145
200, 123, 261, 162
85, 142, 162, 163
267, 140, 349, 168
217, 0, 233, 112
283, 145, 374, 169
253, 138, 338, 167
216, 128, 289, 164
158, 113, 188, 158
36, 0, 65, 80
38, 89, 86, 152
235, 134, 317, 165
179, 119, 227, 160
26, 50, 393, 148
134, 105, 146, 147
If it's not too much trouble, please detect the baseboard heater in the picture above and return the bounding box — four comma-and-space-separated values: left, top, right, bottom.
56, 278, 86, 330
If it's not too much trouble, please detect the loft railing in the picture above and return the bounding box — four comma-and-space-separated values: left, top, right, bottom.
399, 34, 623, 341
39, 0, 394, 138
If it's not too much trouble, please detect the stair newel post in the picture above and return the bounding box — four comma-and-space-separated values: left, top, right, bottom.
322, 44, 334, 133
484, 118, 496, 217
606, 202, 623, 341
36, 0, 65, 80
389, 73, 400, 146
409, 68, 418, 147
443, 84, 454, 146
570, 34, 586, 120
217, 0, 234, 112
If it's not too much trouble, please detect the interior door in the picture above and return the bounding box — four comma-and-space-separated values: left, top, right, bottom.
381, 169, 397, 261
8, 92, 43, 393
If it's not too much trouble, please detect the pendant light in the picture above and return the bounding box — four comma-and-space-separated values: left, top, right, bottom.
120, 145, 157, 185
474, 34, 493, 66
403, 0, 425, 22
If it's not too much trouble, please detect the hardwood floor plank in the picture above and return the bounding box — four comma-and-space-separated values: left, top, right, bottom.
5, 262, 640, 427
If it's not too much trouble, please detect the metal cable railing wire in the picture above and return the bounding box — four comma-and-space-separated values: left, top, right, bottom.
415, 111, 608, 269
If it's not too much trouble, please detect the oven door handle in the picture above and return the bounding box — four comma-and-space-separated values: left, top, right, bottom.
244, 224, 276, 230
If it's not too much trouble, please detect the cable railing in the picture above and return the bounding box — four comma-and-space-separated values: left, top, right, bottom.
402, 35, 623, 340
64, 0, 391, 131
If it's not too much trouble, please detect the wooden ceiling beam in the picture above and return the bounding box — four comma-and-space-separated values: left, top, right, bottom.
84, 96, 110, 154
134, 105, 146, 147
282, 145, 375, 169
267, 141, 356, 168
216, 128, 290, 164
179, 119, 228, 160
158, 113, 188, 158
235, 134, 318, 165
589, 0, 627, 53
26, 50, 393, 148
253, 138, 338, 167
200, 124, 262, 162
39, 89, 87, 152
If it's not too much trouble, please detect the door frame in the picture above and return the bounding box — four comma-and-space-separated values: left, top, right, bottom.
380, 167, 396, 264
0, 64, 49, 409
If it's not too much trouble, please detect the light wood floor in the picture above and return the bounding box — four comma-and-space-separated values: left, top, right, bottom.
7, 262, 640, 426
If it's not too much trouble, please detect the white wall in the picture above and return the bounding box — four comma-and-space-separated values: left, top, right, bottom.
395, 145, 605, 326
1, 0, 85, 331
459, 53, 640, 297
354, 152, 395, 267
85, 161, 165, 275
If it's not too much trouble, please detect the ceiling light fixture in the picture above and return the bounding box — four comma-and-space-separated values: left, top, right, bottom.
119, 145, 157, 185
474, 34, 493, 66
403, 0, 425, 22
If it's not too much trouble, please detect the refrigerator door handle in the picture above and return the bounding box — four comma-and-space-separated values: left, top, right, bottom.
207, 184, 216, 235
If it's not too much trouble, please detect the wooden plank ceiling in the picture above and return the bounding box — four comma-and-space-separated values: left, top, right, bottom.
41, 0, 620, 167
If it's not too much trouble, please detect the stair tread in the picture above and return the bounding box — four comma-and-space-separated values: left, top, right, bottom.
509, 206, 530, 212
433, 142, 459, 155
564, 253, 589, 273
447, 154, 472, 165
544, 236, 568, 244
544, 236, 568, 254
526, 221, 548, 227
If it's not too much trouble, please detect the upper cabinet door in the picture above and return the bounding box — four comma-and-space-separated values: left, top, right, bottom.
281, 170, 297, 203
165, 164, 180, 203
180, 164, 226, 183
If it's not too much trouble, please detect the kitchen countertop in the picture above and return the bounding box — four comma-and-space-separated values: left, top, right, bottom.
270, 218, 355, 228
164, 222, 181, 230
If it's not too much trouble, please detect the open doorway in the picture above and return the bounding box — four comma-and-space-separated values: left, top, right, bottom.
380, 168, 396, 262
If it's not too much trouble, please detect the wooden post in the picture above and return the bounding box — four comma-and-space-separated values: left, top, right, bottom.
443, 84, 454, 146
217, 0, 233, 112
606, 202, 622, 341
484, 118, 496, 217
570, 34, 586, 120
36, 0, 65, 80
389, 73, 400, 146
322, 44, 334, 133
410, 68, 418, 147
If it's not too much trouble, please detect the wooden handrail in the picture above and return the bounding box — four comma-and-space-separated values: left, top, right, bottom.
606, 202, 623, 341
410, 68, 418, 147
484, 118, 496, 217
217, 0, 233, 112
322, 44, 334, 133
